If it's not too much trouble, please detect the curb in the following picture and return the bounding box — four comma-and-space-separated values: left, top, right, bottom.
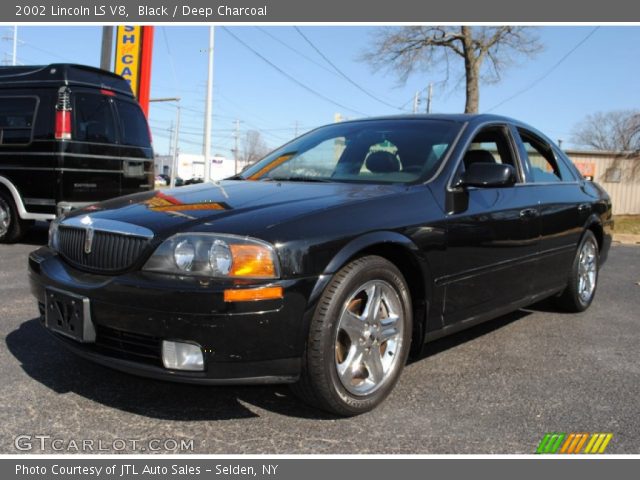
613, 233, 640, 245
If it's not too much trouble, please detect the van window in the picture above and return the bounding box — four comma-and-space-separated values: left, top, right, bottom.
0, 96, 36, 145
116, 100, 151, 147
74, 93, 116, 144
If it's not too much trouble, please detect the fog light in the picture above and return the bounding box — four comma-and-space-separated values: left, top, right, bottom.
162, 341, 204, 371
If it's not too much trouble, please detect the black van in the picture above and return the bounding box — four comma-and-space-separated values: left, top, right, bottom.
0, 64, 153, 243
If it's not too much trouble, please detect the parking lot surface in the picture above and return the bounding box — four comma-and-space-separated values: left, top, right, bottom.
1, 225, 638, 454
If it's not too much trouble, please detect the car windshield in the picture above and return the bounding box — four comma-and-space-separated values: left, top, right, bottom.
239, 119, 461, 184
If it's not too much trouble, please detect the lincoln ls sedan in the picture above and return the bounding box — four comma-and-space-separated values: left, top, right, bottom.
29, 114, 612, 415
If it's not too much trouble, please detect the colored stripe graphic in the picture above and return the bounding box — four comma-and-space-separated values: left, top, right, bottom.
538, 433, 613, 454
536, 433, 566, 453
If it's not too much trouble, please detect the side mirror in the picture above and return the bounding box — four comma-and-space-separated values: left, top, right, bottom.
458, 163, 516, 188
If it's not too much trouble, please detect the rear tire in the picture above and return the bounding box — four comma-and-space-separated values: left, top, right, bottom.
555, 230, 599, 312
0, 191, 31, 244
291, 256, 413, 416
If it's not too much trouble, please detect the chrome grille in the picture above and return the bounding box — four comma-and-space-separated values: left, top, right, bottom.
58, 225, 150, 273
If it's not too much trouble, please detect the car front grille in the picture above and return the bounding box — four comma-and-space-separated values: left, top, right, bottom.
94, 325, 162, 366
58, 225, 150, 273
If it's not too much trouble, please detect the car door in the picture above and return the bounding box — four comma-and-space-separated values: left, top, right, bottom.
512, 127, 591, 294
441, 125, 541, 325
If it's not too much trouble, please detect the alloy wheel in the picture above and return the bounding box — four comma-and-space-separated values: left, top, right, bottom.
334, 280, 404, 396
577, 238, 597, 304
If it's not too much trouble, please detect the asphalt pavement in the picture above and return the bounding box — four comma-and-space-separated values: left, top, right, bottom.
1, 224, 638, 454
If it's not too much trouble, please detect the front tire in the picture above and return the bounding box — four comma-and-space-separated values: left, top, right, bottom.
292, 256, 413, 416
556, 230, 599, 312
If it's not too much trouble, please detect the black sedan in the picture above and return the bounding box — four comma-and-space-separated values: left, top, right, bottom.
28, 114, 612, 415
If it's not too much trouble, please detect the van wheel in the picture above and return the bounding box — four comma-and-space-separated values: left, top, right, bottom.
291, 256, 412, 416
0, 191, 30, 243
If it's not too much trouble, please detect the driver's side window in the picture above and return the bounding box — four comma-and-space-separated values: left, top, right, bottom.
457, 126, 519, 180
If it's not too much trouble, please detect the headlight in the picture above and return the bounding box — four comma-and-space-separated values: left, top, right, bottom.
174, 240, 195, 271
143, 233, 280, 279
48, 219, 60, 251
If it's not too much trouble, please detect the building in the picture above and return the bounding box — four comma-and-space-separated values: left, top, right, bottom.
566, 150, 640, 215
154, 154, 236, 182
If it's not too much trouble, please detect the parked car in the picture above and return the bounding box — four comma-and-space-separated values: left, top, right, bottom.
184, 176, 204, 185
155, 174, 184, 188
29, 115, 612, 415
0, 64, 153, 243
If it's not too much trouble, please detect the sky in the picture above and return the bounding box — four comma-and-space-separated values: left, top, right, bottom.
2, 25, 639, 156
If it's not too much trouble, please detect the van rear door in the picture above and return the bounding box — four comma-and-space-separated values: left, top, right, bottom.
113, 98, 154, 196
61, 89, 121, 203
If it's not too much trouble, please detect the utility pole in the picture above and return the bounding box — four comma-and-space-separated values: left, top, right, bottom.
100, 26, 113, 70
294, 120, 299, 137
149, 97, 181, 187
12, 26, 17, 66
233, 119, 241, 174
412, 91, 420, 114
171, 105, 182, 187
203, 26, 215, 183
426, 83, 433, 114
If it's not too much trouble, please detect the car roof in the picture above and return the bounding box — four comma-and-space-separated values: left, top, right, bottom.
0, 63, 134, 97
337, 113, 519, 126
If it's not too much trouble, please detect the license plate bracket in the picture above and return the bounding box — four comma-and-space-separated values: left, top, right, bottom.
44, 288, 96, 343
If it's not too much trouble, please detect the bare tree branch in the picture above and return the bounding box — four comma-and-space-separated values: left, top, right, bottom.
361, 26, 543, 113
571, 110, 640, 152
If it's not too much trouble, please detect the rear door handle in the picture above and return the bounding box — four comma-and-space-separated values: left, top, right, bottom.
520, 208, 538, 219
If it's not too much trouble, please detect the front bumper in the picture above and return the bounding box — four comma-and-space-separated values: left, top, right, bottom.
28, 247, 319, 385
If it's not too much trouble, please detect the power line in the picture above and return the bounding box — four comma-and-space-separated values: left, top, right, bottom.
161, 27, 181, 95
221, 27, 369, 117
293, 26, 404, 112
256, 27, 339, 78
486, 27, 600, 113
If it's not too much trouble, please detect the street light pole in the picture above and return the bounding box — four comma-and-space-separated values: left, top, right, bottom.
203, 26, 215, 183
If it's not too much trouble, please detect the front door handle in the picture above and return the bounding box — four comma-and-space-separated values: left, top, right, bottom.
520, 208, 538, 219
578, 203, 591, 213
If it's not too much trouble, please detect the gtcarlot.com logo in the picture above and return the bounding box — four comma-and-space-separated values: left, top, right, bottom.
536, 433, 613, 454
14, 435, 194, 452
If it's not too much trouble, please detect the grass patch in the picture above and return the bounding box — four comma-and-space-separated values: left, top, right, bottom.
614, 215, 640, 235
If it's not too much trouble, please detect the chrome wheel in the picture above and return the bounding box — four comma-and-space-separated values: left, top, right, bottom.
577, 238, 597, 303
0, 198, 10, 238
334, 280, 404, 396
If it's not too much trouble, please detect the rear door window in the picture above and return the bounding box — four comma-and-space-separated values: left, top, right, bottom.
73, 93, 117, 144
0, 96, 37, 145
518, 129, 575, 182
115, 100, 151, 147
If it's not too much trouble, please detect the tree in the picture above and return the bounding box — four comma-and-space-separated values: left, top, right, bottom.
240, 130, 270, 168
362, 26, 542, 113
571, 110, 640, 152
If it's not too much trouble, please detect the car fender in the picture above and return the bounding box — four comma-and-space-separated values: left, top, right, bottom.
307, 230, 425, 307
0, 175, 55, 221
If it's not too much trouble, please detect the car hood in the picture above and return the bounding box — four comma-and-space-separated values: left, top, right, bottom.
64, 180, 404, 239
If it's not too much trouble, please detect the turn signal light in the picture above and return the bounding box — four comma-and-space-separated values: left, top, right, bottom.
224, 286, 283, 302
229, 244, 276, 278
